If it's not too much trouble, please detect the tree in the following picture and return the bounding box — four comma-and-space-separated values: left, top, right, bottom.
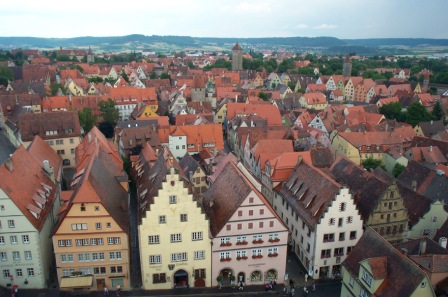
405, 102, 434, 127
379, 102, 404, 121
0, 65, 13, 87
392, 163, 405, 178
78, 107, 96, 135
98, 99, 119, 126
56, 54, 71, 61
49, 82, 65, 96
187, 61, 195, 69
149, 72, 157, 79
258, 92, 270, 101
361, 158, 385, 172
160, 72, 171, 80
121, 70, 129, 83
432, 101, 444, 121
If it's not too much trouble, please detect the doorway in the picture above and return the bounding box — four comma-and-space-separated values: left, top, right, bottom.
174, 269, 188, 288
96, 279, 105, 290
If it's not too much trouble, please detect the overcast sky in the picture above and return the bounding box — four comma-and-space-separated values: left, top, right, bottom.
1, 0, 447, 39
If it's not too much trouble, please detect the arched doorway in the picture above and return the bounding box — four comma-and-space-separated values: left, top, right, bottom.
266, 269, 277, 281
237, 272, 245, 285
219, 268, 234, 286
173, 269, 188, 288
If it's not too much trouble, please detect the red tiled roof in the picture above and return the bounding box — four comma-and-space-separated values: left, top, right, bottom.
226, 103, 282, 126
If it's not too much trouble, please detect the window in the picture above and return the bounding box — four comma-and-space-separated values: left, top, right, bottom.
249, 197, 254, 203
91, 238, 103, 245
99, 253, 105, 260
339, 232, 345, 241
194, 269, 206, 279
259, 222, 264, 228
171, 252, 187, 262
192, 232, 203, 241
253, 235, 263, 242
93, 267, 106, 274
238, 210, 242, 216
252, 249, 262, 256
169, 195, 177, 204
180, 214, 188, 222
148, 235, 160, 244
109, 252, 121, 260
268, 247, 279, 255
76, 239, 90, 246
220, 237, 231, 245
347, 246, 354, 255
329, 218, 335, 225
159, 215, 166, 224
0, 236, 4, 244
339, 202, 346, 211
236, 236, 247, 243
22, 235, 30, 244
150, 255, 161, 264
268, 233, 279, 241
13, 251, 20, 261
219, 252, 231, 260
3, 270, 10, 278
260, 209, 264, 215
0, 252, 7, 261
95, 223, 101, 230
170, 234, 182, 243
249, 210, 254, 216
236, 250, 247, 258
347, 216, 353, 223
248, 223, 253, 229
338, 218, 343, 227
56, 139, 64, 145
226, 224, 231, 231
72, 223, 88, 230
27, 268, 34, 276
108, 237, 121, 245
270, 221, 274, 227
106, 222, 111, 228
153, 273, 167, 284
95, 206, 100, 211
237, 223, 242, 230
70, 138, 74, 144
110, 266, 123, 274
321, 249, 331, 258
334, 247, 344, 256
323, 233, 334, 242
16, 269, 23, 277
10, 236, 17, 244
350, 231, 357, 240
194, 250, 205, 260
362, 270, 372, 287
8, 220, 15, 228
57, 149, 65, 155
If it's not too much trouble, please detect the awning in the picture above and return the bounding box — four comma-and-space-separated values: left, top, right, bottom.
60, 276, 93, 288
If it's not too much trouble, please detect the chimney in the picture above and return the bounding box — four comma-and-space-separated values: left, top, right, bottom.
5, 158, 13, 172
189, 171, 194, 183
43, 160, 55, 182
419, 239, 427, 255
439, 237, 447, 249
430, 146, 432, 152
411, 180, 417, 192
88, 132, 92, 143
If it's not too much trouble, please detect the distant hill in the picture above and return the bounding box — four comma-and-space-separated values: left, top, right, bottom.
0, 35, 447, 55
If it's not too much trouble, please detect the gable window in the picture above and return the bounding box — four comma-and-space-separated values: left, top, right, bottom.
159, 215, 166, 224
8, 220, 15, 228
329, 218, 335, 226
169, 195, 177, 204
339, 202, 346, 212
346, 216, 353, 223
180, 214, 188, 222
22, 235, 30, 244
362, 270, 373, 287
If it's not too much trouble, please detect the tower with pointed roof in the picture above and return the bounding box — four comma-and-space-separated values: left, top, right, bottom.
87, 46, 94, 64
231, 43, 243, 71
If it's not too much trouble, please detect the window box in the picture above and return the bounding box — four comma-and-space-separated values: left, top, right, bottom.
236, 241, 248, 246
236, 256, 248, 261
220, 258, 231, 262
268, 253, 278, 257
252, 240, 264, 244
268, 238, 280, 243
220, 242, 232, 247
252, 255, 263, 259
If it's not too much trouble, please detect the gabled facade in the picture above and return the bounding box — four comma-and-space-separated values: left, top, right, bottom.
52, 128, 130, 291
203, 163, 289, 287
0, 138, 62, 289
136, 148, 211, 289
273, 160, 363, 280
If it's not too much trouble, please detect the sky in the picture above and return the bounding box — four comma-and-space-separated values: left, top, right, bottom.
1, 0, 447, 39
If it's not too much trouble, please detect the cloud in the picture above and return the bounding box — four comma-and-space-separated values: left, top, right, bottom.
295, 24, 309, 29
314, 23, 338, 30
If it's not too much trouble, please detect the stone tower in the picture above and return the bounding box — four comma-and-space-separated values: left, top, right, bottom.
191, 74, 206, 102
343, 55, 352, 77
87, 46, 94, 64
231, 43, 243, 71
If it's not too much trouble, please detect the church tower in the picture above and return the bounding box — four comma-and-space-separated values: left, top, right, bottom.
343, 55, 352, 77
87, 46, 94, 64
231, 43, 243, 71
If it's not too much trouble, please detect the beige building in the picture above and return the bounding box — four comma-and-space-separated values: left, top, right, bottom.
19, 111, 82, 167
341, 227, 436, 297
52, 127, 130, 292
135, 147, 211, 290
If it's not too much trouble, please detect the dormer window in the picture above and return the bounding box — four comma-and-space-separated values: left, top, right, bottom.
80, 203, 86, 212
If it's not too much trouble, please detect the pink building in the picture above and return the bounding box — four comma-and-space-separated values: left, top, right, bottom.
203, 163, 289, 287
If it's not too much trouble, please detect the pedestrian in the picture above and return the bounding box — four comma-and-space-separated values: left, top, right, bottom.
291, 287, 295, 296
303, 286, 308, 297
116, 284, 121, 297
283, 286, 288, 296
289, 278, 295, 288
239, 281, 244, 290
265, 283, 270, 291
273, 279, 277, 289
311, 281, 315, 292
305, 273, 308, 283
104, 286, 109, 296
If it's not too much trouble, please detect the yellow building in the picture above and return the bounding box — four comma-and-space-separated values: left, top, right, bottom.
52, 127, 130, 292
214, 102, 228, 125
299, 93, 328, 110
179, 154, 208, 193
19, 111, 82, 167
135, 147, 211, 290
341, 228, 435, 297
